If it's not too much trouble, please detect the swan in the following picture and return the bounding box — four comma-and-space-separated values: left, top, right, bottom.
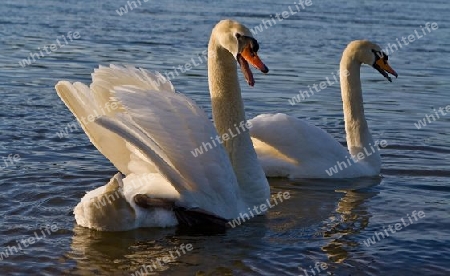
54, 19, 270, 231
249, 40, 398, 178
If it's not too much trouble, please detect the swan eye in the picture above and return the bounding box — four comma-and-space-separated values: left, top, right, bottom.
236, 35, 259, 55
372, 49, 398, 81
372, 50, 382, 58
372, 50, 389, 63
251, 40, 259, 53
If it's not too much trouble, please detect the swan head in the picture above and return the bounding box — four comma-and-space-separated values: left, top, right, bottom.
211, 19, 269, 86
346, 40, 398, 82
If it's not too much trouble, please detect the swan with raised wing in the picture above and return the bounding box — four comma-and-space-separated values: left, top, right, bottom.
55, 19, 270, 231
250, 40, 398, 178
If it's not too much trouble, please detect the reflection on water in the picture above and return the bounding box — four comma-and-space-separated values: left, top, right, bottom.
320, 178, 380, 264
69, 216, 270, 275
67, 178, 381, 275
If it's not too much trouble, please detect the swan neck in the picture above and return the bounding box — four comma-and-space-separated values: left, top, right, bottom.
208, 47, 246, 129
207, 37, 269, 204
340, 54, 380, 167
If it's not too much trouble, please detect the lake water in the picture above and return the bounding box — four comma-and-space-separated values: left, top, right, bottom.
1, 0, 449, 275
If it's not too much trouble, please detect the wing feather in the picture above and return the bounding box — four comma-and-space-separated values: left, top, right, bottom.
57, 64, 241, 218
55, 64, 178, 175
104, 83, 240, 218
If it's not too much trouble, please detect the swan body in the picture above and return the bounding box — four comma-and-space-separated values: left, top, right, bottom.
74, 173, 179, 231
55, 20, 270, 231
250, 40, 398, 179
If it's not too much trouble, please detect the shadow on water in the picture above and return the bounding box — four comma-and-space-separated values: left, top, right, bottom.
267, 177, 382, 275
68, 219, 269, 275
66, 177, 381, 275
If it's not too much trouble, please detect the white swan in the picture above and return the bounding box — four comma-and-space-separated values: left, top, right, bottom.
250, 40, 398, 178
55, 19, 270, 231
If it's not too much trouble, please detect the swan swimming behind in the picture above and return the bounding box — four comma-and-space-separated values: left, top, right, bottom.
55, 19, 270, 231
250, 40, 398, 179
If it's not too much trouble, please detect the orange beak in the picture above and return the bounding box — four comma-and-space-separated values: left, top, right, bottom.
237, 45, 269, 87
240, 46, 269, 73
375, 59, 398, 77
374, 58, 398, 82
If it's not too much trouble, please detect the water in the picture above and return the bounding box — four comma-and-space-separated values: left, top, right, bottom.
1, 0, 449, 275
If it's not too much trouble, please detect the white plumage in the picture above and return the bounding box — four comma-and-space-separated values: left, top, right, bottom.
56, 20, 270, 231
250, 40, 397, 178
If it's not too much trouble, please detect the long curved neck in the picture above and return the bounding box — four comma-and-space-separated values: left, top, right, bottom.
207, 37, 268, 203
340, 54, 381, 169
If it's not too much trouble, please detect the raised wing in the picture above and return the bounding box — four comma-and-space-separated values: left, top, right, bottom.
91, 66, 241, 218
55, 65, 173, 175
